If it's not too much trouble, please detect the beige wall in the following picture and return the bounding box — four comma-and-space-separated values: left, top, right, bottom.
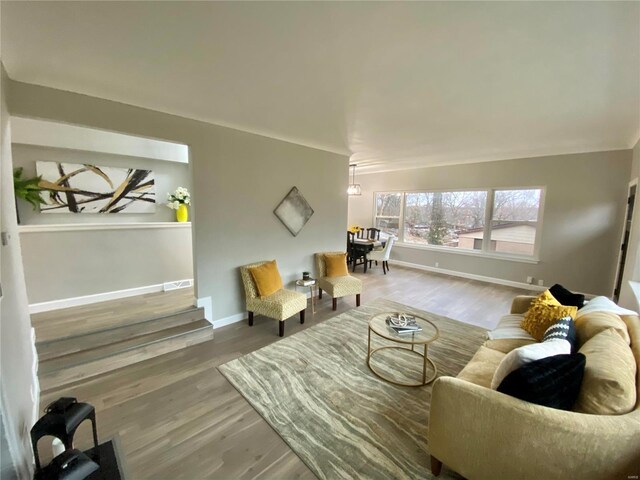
20, 227, 193, 304
349, 150, 632, 295
0, 65, 36, 478
619, 138, 640, 309
7, 79, 349, 320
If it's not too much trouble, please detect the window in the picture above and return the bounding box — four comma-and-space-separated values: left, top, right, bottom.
490, 189, 542, 256
403, 191, 487, 250
373, 187, 544, 258
374, 192, 401, 236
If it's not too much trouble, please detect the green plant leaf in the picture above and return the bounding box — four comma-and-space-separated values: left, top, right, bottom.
13, 167, 46, 211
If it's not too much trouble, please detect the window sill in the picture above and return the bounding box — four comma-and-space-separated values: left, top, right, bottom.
395, 241, 540, 264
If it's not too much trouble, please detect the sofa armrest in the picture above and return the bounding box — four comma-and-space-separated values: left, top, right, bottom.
428, 377, 640, 480
510, 295, 536, 314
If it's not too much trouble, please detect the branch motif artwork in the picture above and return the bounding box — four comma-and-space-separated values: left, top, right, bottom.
36, 161, 156, 214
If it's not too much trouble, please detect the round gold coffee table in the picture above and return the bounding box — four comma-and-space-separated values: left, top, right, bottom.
367, 312, 440, 387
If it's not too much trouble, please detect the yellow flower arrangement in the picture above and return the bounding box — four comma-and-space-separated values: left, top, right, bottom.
348, 226, 363, 233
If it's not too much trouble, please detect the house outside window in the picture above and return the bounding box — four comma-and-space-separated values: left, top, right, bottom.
374, 188, 544, 259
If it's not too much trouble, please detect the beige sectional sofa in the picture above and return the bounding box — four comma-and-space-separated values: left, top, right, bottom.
428, 295, 640, 480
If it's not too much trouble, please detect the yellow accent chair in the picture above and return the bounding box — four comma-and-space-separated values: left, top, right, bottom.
240, 261, 307, 337
315, 252, 362, 311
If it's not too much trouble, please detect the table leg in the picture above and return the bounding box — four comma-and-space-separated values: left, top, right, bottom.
310, 285, 316, 314
423, 344, 428, 384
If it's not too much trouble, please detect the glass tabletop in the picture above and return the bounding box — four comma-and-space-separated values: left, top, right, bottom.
369, 312, 439, 344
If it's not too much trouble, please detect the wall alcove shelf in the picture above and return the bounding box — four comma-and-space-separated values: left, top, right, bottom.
18, 222, 191, 233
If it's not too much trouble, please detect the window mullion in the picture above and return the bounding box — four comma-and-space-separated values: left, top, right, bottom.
399, 193, 406, 242
482, 189, 494, 252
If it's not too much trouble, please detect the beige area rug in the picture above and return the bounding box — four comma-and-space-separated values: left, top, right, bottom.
218, 298, 486, 480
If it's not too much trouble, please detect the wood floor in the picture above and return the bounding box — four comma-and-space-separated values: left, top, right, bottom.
38, 266, 535, 479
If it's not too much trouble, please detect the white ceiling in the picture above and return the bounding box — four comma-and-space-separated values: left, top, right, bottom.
1, 1, 639, 173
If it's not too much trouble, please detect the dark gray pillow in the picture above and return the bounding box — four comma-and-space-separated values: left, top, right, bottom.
550, 284, 585, 309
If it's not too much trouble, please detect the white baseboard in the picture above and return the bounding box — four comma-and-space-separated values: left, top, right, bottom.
29, 279, 194, 314
212, 312, 246, 329
163, 279, 193, 291
388, 259, 546, 292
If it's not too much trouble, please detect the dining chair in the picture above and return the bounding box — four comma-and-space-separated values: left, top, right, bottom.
366, 236, 396, 274
348, 232, 368, 272
239, 260, 307, 337
366, 228, 381, 240
347, 231, 355, 263
355, 227, 366, 239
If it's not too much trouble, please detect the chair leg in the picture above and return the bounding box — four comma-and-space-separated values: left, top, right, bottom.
319, 288, 323, 299
385, 261, 390, 271
356, 293, 361, 307
383, 262, 387, 275
431, 456, 443, 476
332, 298, 337, 310
300, 309, 305, 324
375, 260, 378, 265
279, 321, 284, 337
248, 312, 254, 326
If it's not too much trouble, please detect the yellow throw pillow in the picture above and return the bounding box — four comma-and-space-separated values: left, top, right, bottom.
521, 290, 578, 341
249, 260, 283, 299
325, 253, 349, 277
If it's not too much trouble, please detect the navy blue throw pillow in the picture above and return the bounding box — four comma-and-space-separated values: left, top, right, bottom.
497, 353, 586, 411
550, 284, 585, 309
542, 317, 578, 353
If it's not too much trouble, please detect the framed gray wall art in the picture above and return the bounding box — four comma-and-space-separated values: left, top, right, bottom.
36, 161, 155, 213
273, 187, 314, 236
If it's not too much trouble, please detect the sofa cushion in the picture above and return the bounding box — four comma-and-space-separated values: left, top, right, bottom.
490, 339, 572, 390
574, 311, 631, 347
573, 328, 637, 415
484, 338, 537, 354
487, 314, 535, 341
456, 346, 505, 388
497, 353, 586, 411
542, 317, 578, 352
549, 284, 585, 309
521, 290, 578, 341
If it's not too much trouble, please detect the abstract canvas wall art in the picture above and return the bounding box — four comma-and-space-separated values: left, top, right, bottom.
273, 186, 314, 236
36, 161, 155, 213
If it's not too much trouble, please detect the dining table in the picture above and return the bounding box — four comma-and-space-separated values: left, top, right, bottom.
350, 238, 385, 273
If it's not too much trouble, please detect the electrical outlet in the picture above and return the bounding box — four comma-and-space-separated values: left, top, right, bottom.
435, 262, 439, 268
538, 279, 544, 286
526, 276, 533, 284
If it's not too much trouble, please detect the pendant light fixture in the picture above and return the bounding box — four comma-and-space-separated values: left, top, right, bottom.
347, 164, 361, 196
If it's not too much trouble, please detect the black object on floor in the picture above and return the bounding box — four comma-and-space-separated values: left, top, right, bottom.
34, 449, 99, 480
33, 439, 126, 480
84, 440, 125, 480
31, 398, 99, 471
